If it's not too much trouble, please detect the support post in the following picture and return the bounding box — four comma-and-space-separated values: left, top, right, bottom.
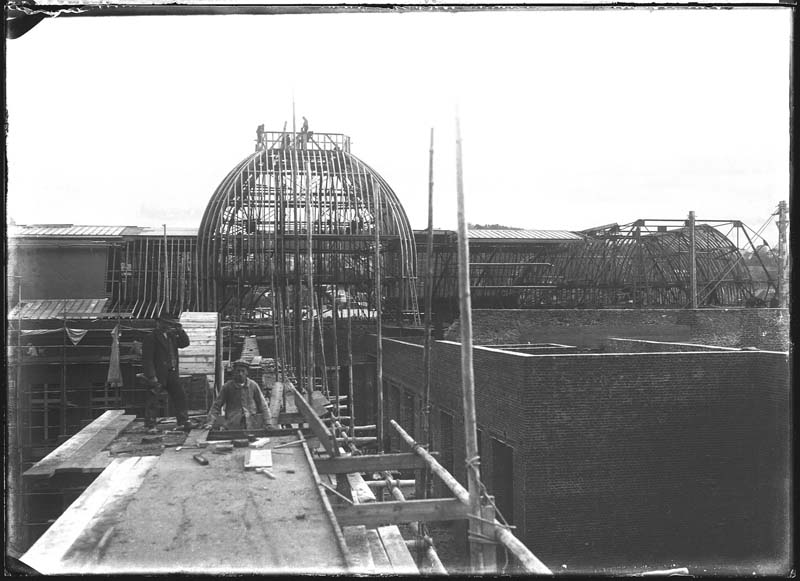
346, 291, 355, 439
305, 161, 315, 396
331, 283, 340, 405
776, 200, 788, 308
454, 115, 485, 573
688, 211, 698, 309
373, 178, 384, 452
420, 127, 436, 504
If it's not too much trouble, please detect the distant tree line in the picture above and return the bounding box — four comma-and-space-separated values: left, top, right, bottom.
741, 245, 779, 268
467, 223, 524, 230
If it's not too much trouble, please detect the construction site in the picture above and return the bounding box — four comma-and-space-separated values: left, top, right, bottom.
6, 124, 791, 576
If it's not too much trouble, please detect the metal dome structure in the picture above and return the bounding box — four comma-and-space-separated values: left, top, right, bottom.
423, 219, 764, 310
197, 128, 419, 321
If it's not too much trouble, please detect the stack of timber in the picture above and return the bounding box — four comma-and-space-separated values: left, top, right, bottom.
178, 312, 219, 392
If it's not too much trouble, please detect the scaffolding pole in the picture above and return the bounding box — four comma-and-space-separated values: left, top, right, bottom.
688, 211, 698, 309
454, 115, 485, 573
776, 200, 788, 308
390, 420, 551, 575
373, 177, 384, 452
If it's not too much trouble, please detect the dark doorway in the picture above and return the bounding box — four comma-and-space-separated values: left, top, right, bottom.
491, 438, 514, 525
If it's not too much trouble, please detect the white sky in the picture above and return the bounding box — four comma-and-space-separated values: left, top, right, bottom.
6, 8, 791, 246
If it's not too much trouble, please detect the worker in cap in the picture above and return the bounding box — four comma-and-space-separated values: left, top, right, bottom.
205, 359, 271, 430
142, 310, 192, 432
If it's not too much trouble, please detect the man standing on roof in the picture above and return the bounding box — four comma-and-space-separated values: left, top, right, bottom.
205, 360, 271, 430
142, 312, 192, 432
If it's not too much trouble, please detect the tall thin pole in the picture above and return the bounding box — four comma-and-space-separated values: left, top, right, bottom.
60, 300, 67, 439
455, 115, 485, 573
346, 289, 355, 439
776, 200, 788, 308
688, 211, 698, 309
269, 255, 280, 382
292, 101, 304, 391
163, 224, 169, 314
373, 177, 384, 451
306, 161, 315, 397
422, 128, 435, 450
331, 283, 341, 407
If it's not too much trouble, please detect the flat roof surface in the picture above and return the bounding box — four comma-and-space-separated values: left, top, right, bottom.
21, 431, 348, 574
467, 229, 583, 241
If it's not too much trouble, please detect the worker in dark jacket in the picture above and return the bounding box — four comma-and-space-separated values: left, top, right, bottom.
142, 313, 192, 431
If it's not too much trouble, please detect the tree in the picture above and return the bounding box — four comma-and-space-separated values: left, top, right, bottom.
467, 223, 524, 230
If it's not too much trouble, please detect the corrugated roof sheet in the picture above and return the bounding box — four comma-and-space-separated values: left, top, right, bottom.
8, 298, 109, 320
468, 229, 583, 241
138, 226, 199, 237
10, 225, 130, 237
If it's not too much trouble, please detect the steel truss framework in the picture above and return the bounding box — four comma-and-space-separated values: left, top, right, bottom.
106, 235, 198, 319
420, 220, 769, 310
196, 131, 418, 321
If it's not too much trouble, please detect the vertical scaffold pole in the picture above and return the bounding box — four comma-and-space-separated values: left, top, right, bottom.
306, 161, 315, 396
331, 283, 341, 406
373, 177, 384, 452
421, 128, 435, 502
346, 290, 355, 438
454, 114, 486, 573
688, 211, 698, 309
776, 200, 788, 308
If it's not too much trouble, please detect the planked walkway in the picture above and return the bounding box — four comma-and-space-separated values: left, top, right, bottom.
21, 432, 348, 575
24, 410, 136, 479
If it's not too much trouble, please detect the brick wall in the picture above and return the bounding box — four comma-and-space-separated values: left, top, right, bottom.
381, 338, 791, 573
521, 351, 789, 572
450, 309, 789, 351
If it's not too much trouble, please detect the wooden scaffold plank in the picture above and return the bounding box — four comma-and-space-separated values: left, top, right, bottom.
20, 456, 158, 574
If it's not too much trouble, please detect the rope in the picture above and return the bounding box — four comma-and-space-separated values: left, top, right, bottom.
464, 455, 481, 470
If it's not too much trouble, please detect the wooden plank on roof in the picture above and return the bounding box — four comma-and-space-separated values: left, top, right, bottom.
377, 526, 418, 574
342, 526, 375, 573
333, 498, 470, 527
347, 473, 376, 504
20, 456, 158, 575
366, 529, 393, 573
244, 449, 273, 470
55, 415, 137, 474
24, 410, 127, 479
315, 452, 436, 475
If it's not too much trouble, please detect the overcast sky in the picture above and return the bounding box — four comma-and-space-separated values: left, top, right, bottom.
6, 8, 791, 247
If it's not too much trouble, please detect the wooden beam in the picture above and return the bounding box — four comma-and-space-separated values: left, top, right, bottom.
20, 456, 158, 574
315, 452, 437, 475
53, 415, 137, 474
298, 431, 355, 571
333, 498, 470, 527
24, 411, 131, 479
347, 473, 376, 504
366, 529, 393, 573
342, 526, 376, 573
378, 526, 418, 574
287, 383, 336, 456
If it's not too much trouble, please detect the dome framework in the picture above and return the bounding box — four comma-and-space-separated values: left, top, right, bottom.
197, 130, 419, 322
